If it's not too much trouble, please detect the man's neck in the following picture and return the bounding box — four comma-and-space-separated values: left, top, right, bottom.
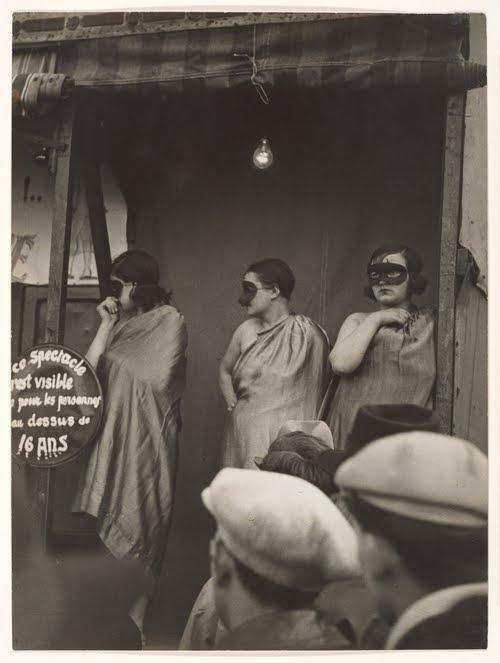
225, 588, 278, 633
385, 574, 429, 625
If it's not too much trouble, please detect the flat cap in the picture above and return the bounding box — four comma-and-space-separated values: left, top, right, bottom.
335, 432, 487, 527
202, 468, 360, 591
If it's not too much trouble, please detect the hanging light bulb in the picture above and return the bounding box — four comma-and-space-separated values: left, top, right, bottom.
252, 138, 273, 170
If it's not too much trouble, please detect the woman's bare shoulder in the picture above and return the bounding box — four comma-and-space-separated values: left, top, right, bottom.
233, 318, 260, 334
232, 319, 260, 351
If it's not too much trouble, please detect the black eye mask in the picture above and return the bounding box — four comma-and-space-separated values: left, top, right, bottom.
109, 280, 124, 297
238, 281, 258, 307
367, 262, 408, 287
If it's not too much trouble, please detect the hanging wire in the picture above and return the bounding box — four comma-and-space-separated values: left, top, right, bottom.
233, 24, 270, 105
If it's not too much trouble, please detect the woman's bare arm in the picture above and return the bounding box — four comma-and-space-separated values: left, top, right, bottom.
86, 297, 119, 370
218, 326, 243, 411
329, 308, 411, 374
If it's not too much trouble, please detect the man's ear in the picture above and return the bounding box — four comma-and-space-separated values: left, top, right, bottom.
359, 530, 401, 584
212, 541, 236, 589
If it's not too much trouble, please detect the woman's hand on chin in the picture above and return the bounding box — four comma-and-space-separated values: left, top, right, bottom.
97, 297, 120, 328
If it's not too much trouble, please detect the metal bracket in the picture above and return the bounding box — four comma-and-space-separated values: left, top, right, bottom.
13, 128, 67, 152
13, 72, 74, 119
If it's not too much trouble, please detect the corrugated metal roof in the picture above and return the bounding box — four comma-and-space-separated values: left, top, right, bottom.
13, 11, 367, 48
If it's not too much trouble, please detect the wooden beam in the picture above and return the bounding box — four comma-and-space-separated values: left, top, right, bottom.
435, 94, 466, 434
45, 99, 76, 344
82, 109, 112, 298
42, 99, 77, 548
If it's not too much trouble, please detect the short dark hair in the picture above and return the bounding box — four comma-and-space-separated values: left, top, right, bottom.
246, 258, 295, 300
343, 493, 487, 593
269, 432, 330, 456
111, 249, 172, 310
258, 432, 335, 495
364, 244, 427, 300
233, 556, 319, 610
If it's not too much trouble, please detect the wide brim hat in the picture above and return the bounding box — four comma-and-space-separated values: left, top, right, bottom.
313, 404, 440, 491
347, 404, 440, 456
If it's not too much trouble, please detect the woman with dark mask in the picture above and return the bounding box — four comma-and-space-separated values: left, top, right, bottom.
323, 245, 435, 450
219, 258, 330, 468
72, 249, 187, 639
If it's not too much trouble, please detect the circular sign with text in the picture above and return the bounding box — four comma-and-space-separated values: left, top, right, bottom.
11, 344, 104, 468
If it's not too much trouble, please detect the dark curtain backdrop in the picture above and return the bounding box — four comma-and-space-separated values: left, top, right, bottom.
101, 84, 446, 644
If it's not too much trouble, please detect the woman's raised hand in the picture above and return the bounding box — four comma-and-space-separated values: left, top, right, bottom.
372, 308, 411, 328
96, 297, 120, 326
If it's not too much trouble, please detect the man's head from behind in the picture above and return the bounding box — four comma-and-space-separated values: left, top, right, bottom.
335, 432, 488, 625
202, 469, 360, 631
255, 430, 334, 495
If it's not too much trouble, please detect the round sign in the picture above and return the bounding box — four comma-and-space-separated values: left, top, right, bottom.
11, 344, 104, 468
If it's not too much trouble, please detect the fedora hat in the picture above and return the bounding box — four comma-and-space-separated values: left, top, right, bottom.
314, 404, 440, 492
347, 404, 440, 456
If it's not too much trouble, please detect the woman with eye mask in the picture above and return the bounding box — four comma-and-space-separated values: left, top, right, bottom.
322, 245, 435, 450
219, 258, 330, 468
73, 249, 187, 640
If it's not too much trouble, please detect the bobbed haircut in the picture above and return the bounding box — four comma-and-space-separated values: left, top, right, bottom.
111, 249, 171, 311
364, 244, 427, 300
246, 258, 295, 300
257, 432, 335, 495
343, 492, 487, 593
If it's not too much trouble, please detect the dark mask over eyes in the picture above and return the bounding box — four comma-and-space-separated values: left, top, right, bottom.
367, 262, 408, 287
238, 281, 258, 307
109, 280, 124, 297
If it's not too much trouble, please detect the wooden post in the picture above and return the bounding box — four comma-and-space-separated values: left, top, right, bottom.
45, 99, 77, 344
82, 106, 112, 298
435, 94, 466, 434
41, 98, 77, 547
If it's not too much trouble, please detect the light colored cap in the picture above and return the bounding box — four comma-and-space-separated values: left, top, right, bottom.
202, 468, 360, 591
335, 431, 488, 527
277, 420, 334, 449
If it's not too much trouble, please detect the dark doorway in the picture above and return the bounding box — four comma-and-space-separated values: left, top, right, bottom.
93, 84, 444, 645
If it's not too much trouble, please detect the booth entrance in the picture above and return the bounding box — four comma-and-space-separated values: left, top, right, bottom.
11, 12, 487, 649
112, 84, 445, 642
14, 83, 446, 643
